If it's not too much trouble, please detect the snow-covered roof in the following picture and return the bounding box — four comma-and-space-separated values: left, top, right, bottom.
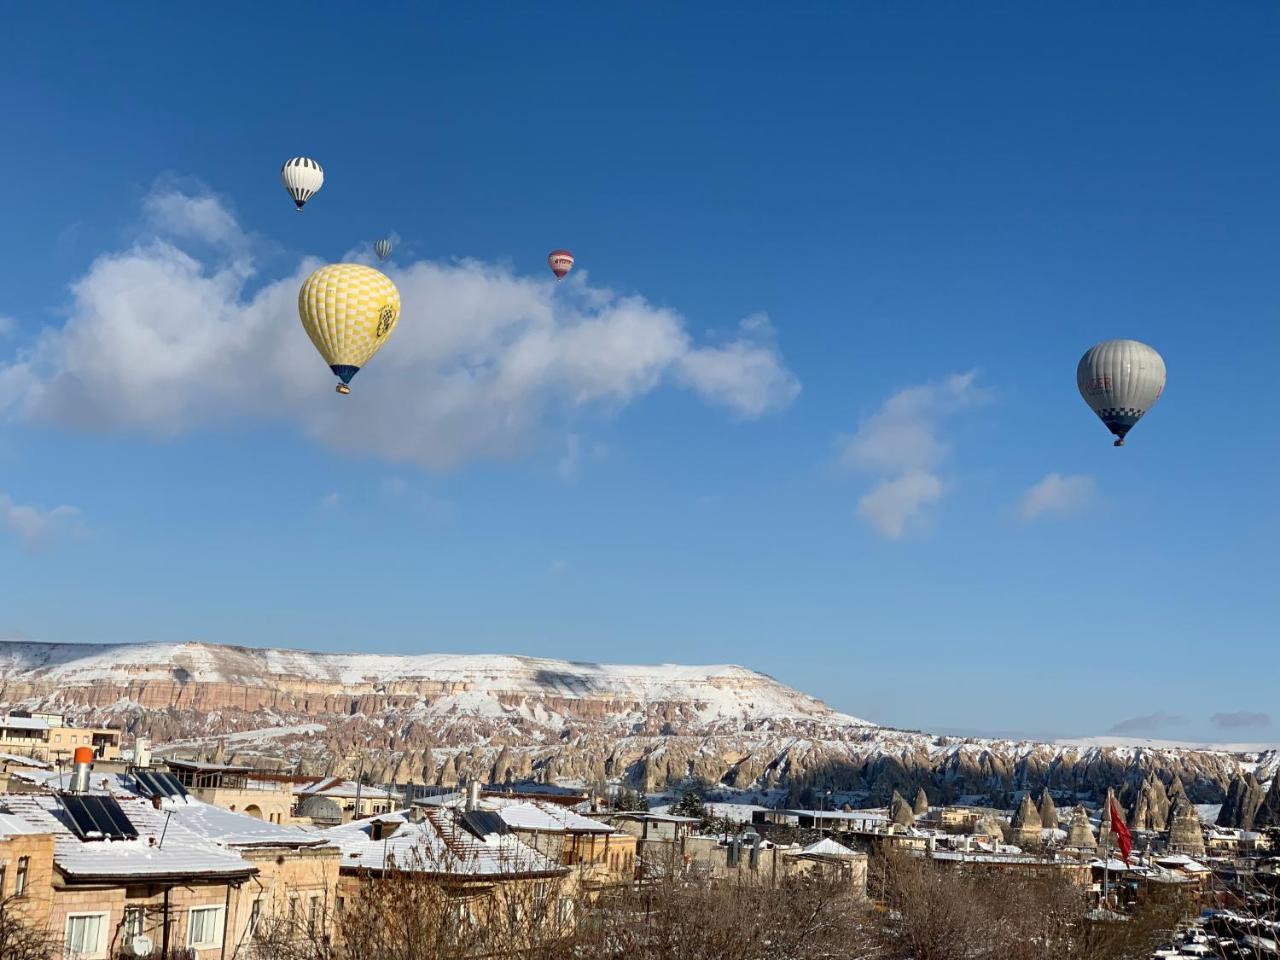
0, 716, 52, 731
320, 808, 564, 879
1088, 857, 1133, 872
165, 759, 252, 773
1154, 854, 1211, 874
297, 777, 402, 801
931, 850, 1059, 865
159, 798, 329, 849
481, 798, 614, 834
0, 812, 48, 837
779, 808, 889, 821
0, 793, 253, 881
795, 837, 861, 860
610, 812, 700, 824
0, 753, 49, 768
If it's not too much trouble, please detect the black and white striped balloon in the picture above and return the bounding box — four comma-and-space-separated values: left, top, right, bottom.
281, 157, 324, 211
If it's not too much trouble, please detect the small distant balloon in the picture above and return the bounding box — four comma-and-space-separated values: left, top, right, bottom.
298, 263, 401, 395
548, 249, 574, 281
374, 238, 394, 262
1076, 339, 1166, 447
281, 157, 324, 211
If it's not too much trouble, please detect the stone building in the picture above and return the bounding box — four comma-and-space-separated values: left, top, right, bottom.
2, 792, 258, 960
164, 759, 295, 824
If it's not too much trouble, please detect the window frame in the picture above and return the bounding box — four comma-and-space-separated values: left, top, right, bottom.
15, 855, 29, 895
64, 911, 110, 960
186, 905, 225, 950
248, 899, 263, 938
122, 906, 146, 941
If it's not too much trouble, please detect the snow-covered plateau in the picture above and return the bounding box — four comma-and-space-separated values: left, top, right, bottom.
0, 639, 1272, 808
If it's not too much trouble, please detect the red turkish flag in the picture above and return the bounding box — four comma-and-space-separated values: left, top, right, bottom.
1108, 795, 1132, 866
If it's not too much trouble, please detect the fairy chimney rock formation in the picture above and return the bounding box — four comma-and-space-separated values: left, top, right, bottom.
914, 787, 929, 816
1166, 798, 1205, 856
1067, 806, 1097, 848
889, 790, 915, 827
1255, 774, 1280, 830
1038, 789, 1058, 830
1010, 792, 1043, 846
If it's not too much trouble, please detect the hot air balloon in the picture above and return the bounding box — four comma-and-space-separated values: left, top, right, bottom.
548, 249, 574, 280
1076, 339, 1166, 446
281, 157, 324, 211
374, 238, 394, 262
298, 264, 401, 394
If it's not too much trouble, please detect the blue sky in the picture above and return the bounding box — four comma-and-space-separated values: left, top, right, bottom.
0, 3, 1276, 742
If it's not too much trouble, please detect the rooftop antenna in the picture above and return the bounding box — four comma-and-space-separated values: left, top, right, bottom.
157, 809, 172, 849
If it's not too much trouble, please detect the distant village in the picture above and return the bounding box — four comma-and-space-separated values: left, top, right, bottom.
0, 712, 1274, 959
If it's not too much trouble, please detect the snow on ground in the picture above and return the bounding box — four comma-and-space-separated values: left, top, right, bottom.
1054, 735, 1280, 752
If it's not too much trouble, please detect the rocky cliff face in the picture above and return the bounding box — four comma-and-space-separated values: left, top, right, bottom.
0, 640, 1272, 809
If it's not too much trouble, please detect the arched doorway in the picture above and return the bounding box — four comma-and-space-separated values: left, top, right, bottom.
243, 804, 264, 820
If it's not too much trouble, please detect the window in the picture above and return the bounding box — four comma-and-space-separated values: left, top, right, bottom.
54, 734, 62, 743
0, 861, 6, 895
335, 897, 345, 915
556, 898, 574, 928
71, 735, 78, 745
308, 897, 321, 936
248, 899, 262, 938
187, 906, 224, 950
123, 907, 145, 941
65, 913, 108, 960
15, 857, 28, 895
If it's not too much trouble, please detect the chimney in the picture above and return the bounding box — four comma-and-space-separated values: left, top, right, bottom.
466, 779, 481, 812
134, 737, 152, 768
70, 746, 94, 793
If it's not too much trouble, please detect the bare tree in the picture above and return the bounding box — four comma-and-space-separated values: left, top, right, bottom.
0, 896, 60, 960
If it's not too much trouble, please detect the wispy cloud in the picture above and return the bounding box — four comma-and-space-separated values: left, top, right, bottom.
1108, 712, 1183, 735
1019, 473, 1096, 522
855, 471, 943, 539
320, 492, 340, 510
838, 372, 985, 539
1210, 711, 1270, 730
0, 493, 82, 552
0, 186, 799, 471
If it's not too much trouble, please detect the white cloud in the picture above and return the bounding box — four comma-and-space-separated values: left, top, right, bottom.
557, 434, 582, 481
0, 316, 14, 339
0, 493, 82, 551
856, 470, 943, 539
1018, 473, 1096, 522
320, 492, 340, 510
0, 188, 798, 470
839, 373, 984, 539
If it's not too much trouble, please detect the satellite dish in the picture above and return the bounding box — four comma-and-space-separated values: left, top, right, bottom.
131, 935, 154, 958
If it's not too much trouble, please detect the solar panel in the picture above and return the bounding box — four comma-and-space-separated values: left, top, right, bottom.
460, 810, 509, 839
62, 794, 139, 841
133, 770, 188, 800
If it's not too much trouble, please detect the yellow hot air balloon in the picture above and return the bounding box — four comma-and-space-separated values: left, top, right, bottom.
298, 263, 401, 394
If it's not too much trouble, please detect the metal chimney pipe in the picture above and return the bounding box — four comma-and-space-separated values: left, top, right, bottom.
466, 779, 481, 811
70, 746, 94, 793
